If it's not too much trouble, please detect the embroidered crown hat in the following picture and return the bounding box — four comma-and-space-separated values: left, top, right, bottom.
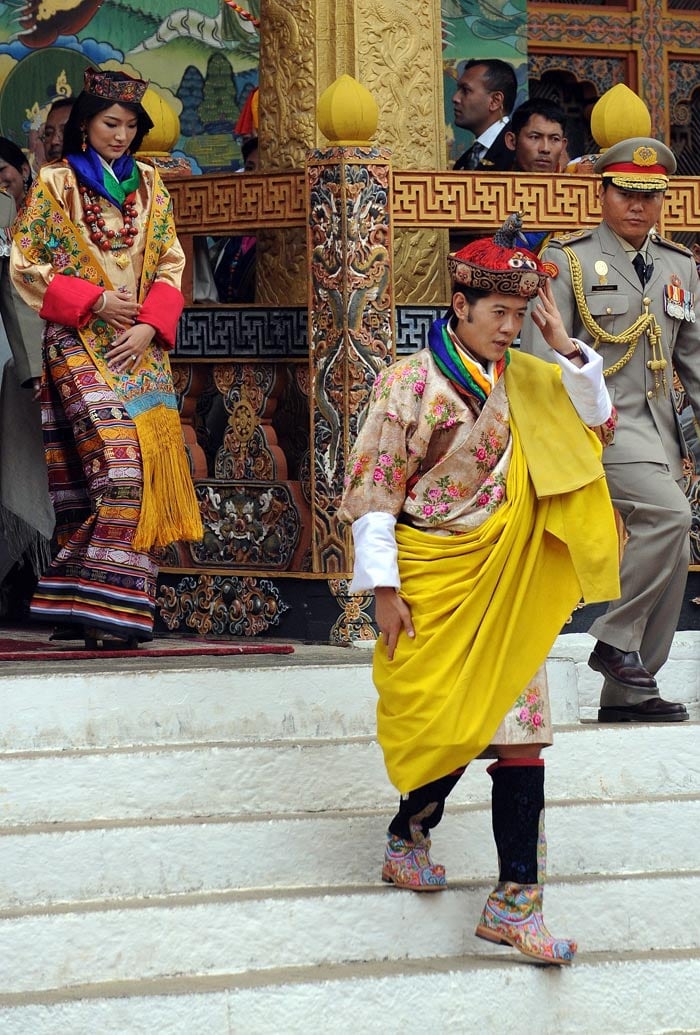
83, 67, 149, 106
447, 213, 551, 299
594, 136, 676, 192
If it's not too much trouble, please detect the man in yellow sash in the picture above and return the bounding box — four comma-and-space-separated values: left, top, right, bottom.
340, 217, 620, 966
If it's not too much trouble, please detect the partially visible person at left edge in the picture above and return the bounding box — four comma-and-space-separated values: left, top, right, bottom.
10, 66, 203, 649
0, 179, 54, 595
340, 215, 620, 966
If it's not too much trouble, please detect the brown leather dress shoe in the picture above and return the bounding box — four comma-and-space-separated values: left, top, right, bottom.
588, 641, 657, 690
597, 697, 690, 723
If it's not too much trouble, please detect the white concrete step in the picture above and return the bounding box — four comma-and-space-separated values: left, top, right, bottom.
0, 632, 697, 1033
2, 796, 699, 911
0, 657, 380, 751
1, 723, 700, 827
2, 951, 698, 1035
2, 631, 697, 752
1, 875, 700, 995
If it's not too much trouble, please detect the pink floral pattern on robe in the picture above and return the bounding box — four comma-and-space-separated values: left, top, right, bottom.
340, 348, 555, 751
341, 350, 512, 533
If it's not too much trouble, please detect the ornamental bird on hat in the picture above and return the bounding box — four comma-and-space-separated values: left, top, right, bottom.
447, 213, 552, 299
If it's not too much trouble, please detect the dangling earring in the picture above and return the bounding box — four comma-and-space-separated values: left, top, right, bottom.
81, 128, 88, 153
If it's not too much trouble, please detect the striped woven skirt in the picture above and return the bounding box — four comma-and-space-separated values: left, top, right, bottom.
31, 324, 158, 641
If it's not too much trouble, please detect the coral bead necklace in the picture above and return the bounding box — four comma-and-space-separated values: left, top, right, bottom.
81, 187, 138, 254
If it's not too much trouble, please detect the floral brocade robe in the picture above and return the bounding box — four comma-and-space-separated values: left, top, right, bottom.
340, 347, 552, 748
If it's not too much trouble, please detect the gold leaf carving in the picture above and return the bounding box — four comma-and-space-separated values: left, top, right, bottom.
259, 0, 317, 168
393, 228, 450, 304
356, 0, 445, 169
256, 227, 308, 306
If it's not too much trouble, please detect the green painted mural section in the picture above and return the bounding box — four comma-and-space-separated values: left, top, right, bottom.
0, 0, 259, 173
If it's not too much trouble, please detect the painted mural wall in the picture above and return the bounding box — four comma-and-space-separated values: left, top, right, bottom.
0, 0, 260, 174
0, 1, 527, 174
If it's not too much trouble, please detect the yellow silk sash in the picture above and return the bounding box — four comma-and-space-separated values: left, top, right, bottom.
373, 417, 619, 794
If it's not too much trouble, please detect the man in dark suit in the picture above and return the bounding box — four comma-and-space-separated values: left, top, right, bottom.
453, 59, 517, 172
521, 137, 700, 723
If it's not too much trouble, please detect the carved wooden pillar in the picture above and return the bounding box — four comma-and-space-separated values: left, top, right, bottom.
308, 79, 394, 574
257, 0, 449, 306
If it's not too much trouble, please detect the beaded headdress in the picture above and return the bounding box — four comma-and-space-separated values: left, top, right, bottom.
447, 213, 551, 299
83, 67, 149, 105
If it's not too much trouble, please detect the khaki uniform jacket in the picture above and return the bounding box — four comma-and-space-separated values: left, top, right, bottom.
520, 221, 700, 481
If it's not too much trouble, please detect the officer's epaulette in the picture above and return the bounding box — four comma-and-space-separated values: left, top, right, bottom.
0, 186, 9, 197
547, 228, 594, 248
649, 231, 692, 256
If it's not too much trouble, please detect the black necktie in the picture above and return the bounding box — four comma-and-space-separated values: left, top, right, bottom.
464, 141, 485, 170
632, 252, 652, 286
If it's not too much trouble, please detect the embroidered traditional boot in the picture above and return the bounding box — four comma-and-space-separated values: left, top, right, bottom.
474, 759, 577, 965
381, 769, 466, 892
381, 823, 447, 891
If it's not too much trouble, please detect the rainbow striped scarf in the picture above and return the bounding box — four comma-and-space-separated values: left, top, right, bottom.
428, 317, 508, 402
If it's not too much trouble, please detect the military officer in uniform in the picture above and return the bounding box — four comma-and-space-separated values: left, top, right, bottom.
521, 136, 700, 722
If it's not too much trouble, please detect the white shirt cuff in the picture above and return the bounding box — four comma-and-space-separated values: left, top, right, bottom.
550, 339, 612, 426
348, 511, 399, 593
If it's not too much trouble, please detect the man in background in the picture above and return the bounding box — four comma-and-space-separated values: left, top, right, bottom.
505, 99, 567, 173
212, 136, 258, 304
40, 98, 74, 163
453, 59, 517, 172
505, 99, 567, 255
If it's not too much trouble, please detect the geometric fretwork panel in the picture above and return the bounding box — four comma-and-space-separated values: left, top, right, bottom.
175, 305, 444, 362
390, 174, 700, 234
395, 307, 443, 354
175, 307, 308, 359
171, 172, 700, 237
167, 173, 306, 235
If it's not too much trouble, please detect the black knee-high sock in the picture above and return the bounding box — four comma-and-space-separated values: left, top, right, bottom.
388, 767, 466, 841
489, 759, 545, 885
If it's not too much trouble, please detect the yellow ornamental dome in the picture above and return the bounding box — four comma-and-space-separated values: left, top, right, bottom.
317, 74, 378, 146
590, 83, 651, 149
139, 88, 180, 154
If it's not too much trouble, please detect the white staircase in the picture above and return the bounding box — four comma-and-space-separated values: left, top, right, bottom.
0, 631, 699, 1035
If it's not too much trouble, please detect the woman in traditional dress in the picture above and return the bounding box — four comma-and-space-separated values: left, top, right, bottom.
11, 67, 202, 648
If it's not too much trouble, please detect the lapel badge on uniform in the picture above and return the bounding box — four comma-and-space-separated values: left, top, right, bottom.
664, 273, 694, 321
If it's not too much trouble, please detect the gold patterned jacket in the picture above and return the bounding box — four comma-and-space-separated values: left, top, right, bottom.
10, 160, 185, 348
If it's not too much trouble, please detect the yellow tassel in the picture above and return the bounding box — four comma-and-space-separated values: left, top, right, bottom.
132, 404, 203, 551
